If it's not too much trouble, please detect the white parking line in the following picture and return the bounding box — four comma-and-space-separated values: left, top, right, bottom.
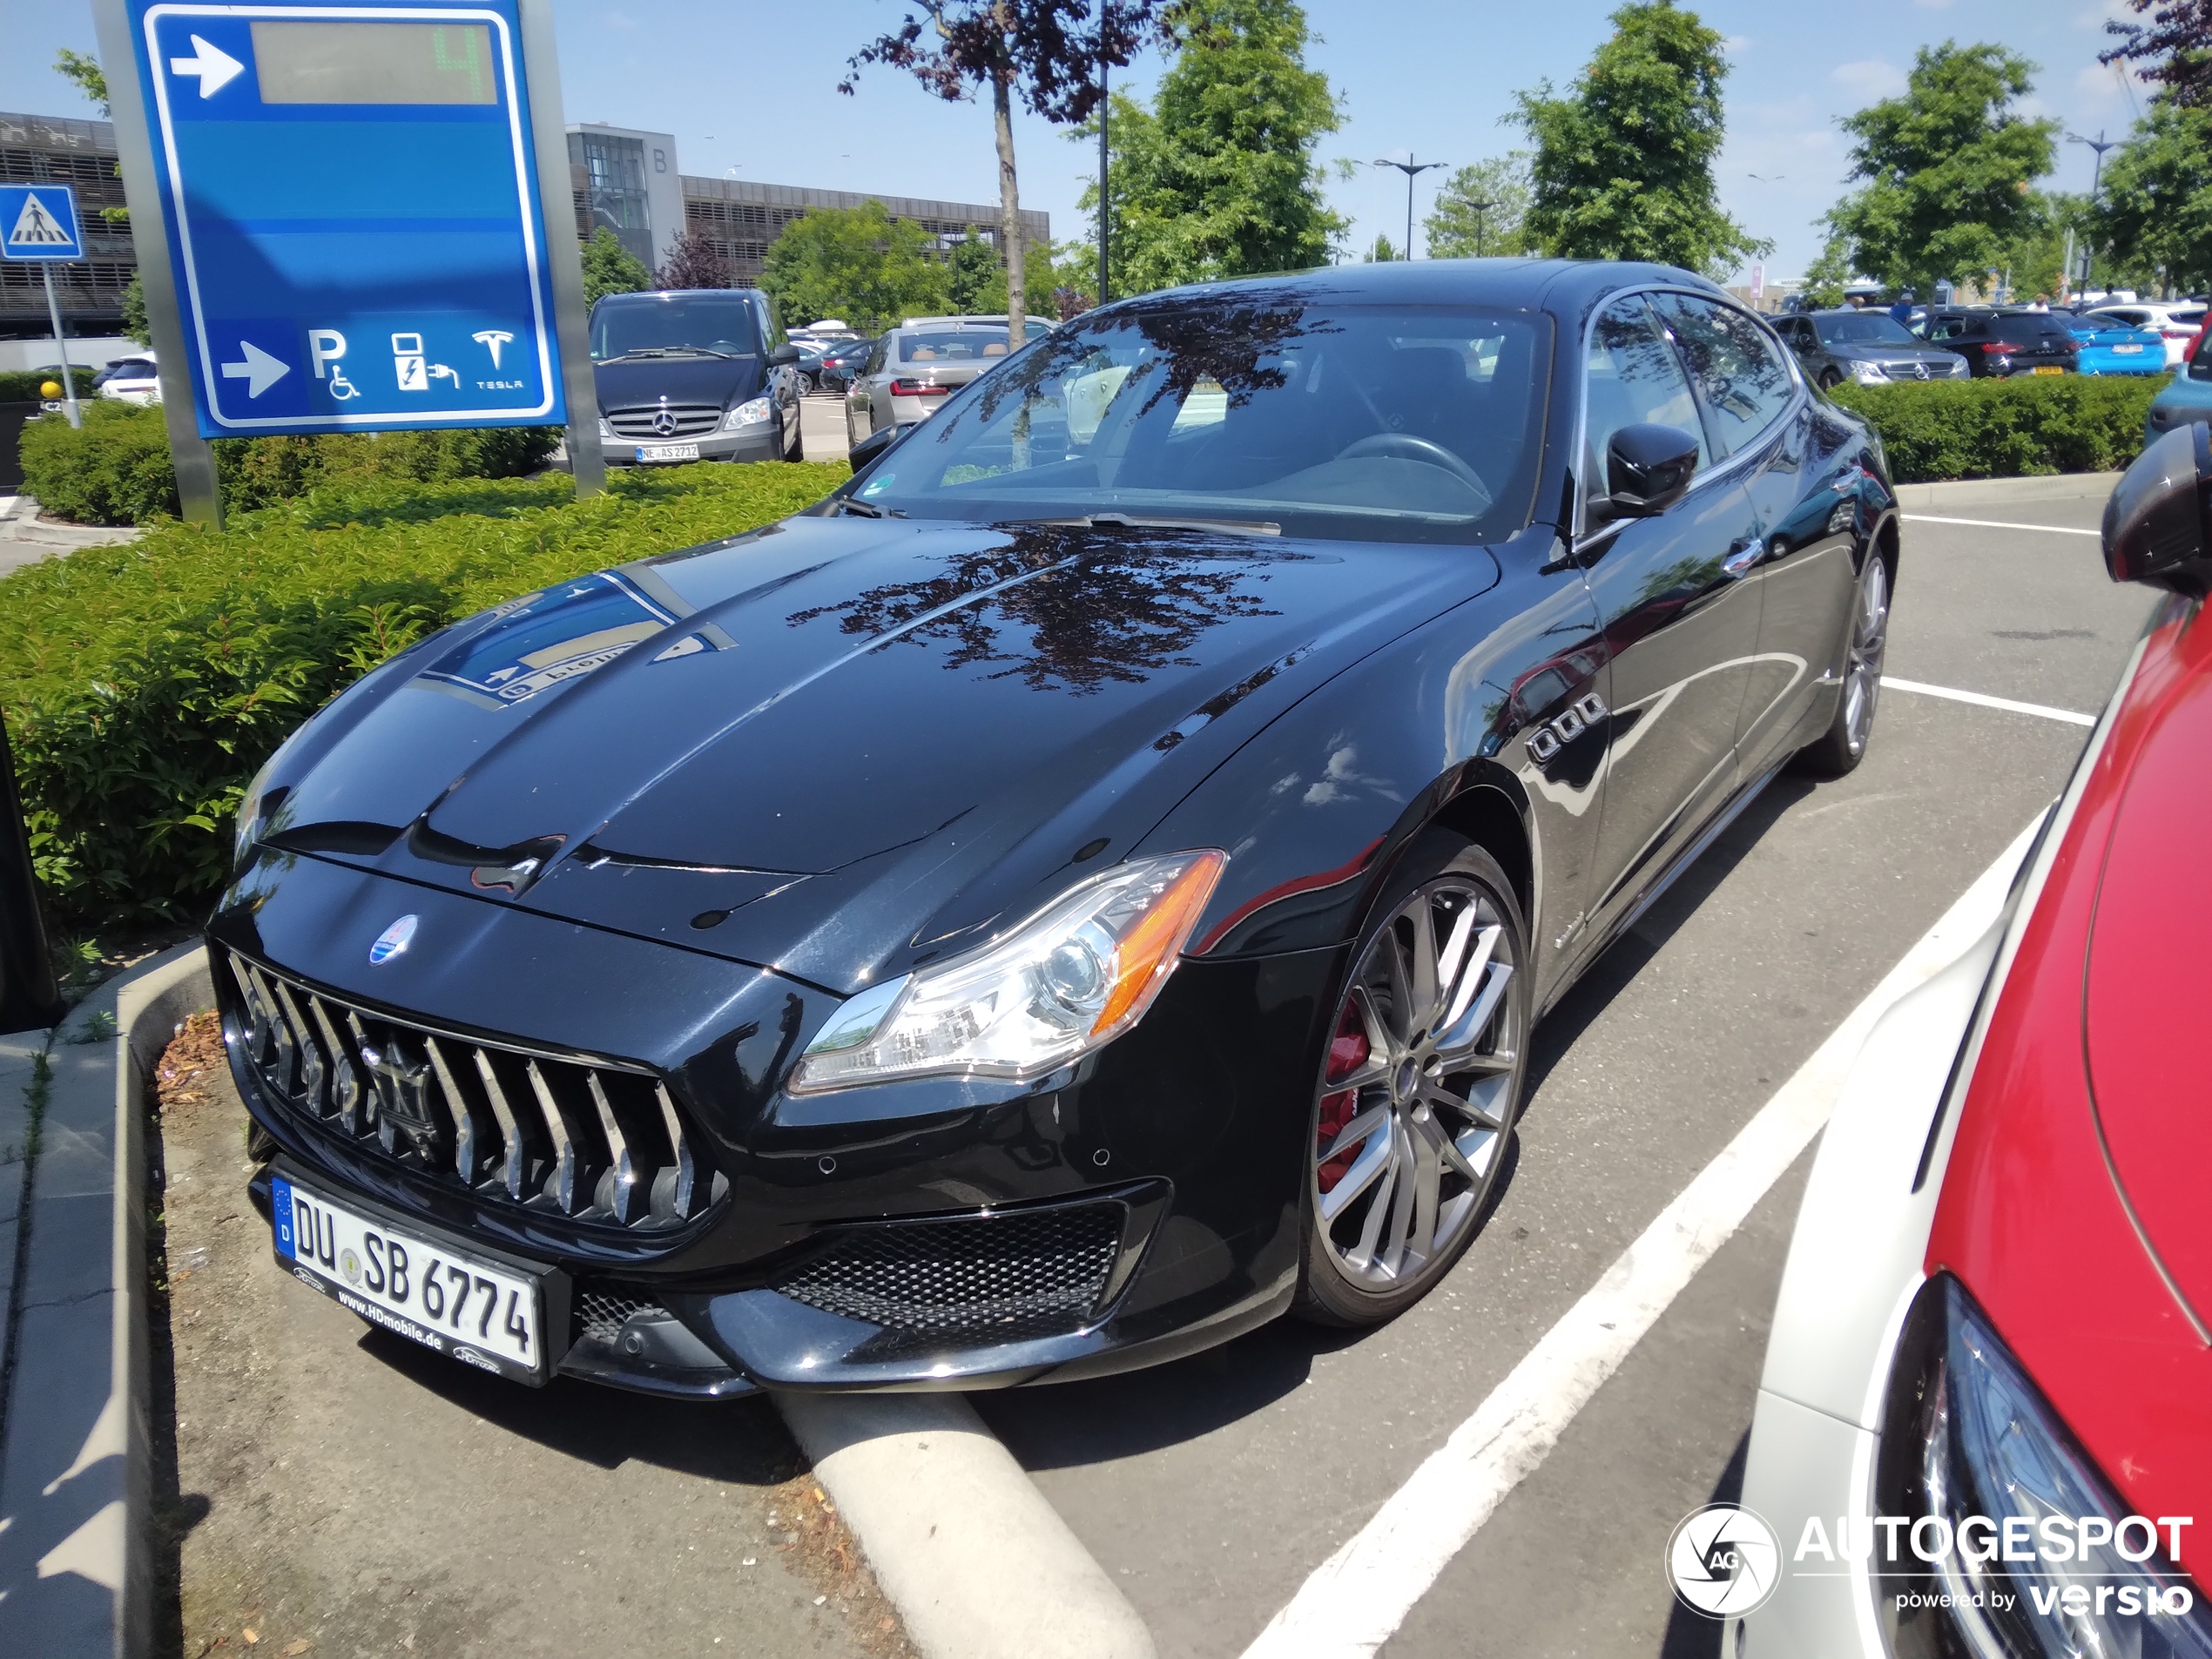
1904, 514, 2101, 536
1238, 817, 2045, 1659
1881, 676, 2097, 727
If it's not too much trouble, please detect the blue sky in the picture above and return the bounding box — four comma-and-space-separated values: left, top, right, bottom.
0, 0, 2153, 283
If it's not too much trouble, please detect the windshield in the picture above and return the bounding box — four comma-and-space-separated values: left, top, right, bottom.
1815, 314, 1919, 347
1988, 314, 2067, 342
846, 297, 1548, 545
591, 294, 760, 361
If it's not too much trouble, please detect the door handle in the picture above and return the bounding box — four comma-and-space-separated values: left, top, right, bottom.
1723, 538, 1764, 578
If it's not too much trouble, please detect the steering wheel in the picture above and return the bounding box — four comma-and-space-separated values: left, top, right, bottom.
1335, 432, 1490, 496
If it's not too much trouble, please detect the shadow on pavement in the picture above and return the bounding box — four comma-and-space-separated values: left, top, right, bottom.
356, 1327, 801, 1482
1658, 1426, 1751, 1659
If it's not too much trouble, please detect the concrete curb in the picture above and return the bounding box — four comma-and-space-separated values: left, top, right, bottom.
1893, 471, 2121, 509
0, 943, 210, 1659
779, 1391, 1156, 1659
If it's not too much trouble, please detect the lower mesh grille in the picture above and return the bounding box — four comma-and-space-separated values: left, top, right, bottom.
776, 1204, 1124, 1343
573, 1284, 666, 1348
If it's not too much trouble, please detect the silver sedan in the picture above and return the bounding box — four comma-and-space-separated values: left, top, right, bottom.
844, 315, 1051, 448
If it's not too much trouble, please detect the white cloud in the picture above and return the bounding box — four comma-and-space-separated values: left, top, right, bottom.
1831, 58, 1908, 99
1724, 34, 1751, 55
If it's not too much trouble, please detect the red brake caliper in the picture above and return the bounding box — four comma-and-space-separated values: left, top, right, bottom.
1316, 1001, 1370, 1194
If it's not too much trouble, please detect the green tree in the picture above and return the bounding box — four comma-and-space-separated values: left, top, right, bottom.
1076, 0, 1346, 295
579, 227, 654, 307
1798, 232, 1856, 307
759, 201, 948, 334
947, 234, 1001, 312
2094, 100, 2212, 293
845, 3, 1169, 348
55, 48, 107, 112
1514, 2, 1767, 276
1822, 44, 2057, 301
1426, 152, 1534, 259
1364, 233, 1400, 262
121, 273, 151, 346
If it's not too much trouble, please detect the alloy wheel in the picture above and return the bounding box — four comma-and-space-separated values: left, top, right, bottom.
1312, 877, 1522, 1291
1841, 555, 1891, 758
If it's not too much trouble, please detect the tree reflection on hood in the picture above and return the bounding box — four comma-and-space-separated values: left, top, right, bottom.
787, 524, 1285, 696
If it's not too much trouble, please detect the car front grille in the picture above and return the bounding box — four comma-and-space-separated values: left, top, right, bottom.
1881, 360, 1953, 378
221, 950, 725, 1233
605, 403, 722, 439
774, 1203, 1124, 1346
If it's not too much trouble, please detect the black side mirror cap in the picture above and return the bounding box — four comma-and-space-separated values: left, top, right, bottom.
846, 420, 917, 476
2103, 422, 2212, 595
1599, 423, 1702, 521
768, 343, 802, 366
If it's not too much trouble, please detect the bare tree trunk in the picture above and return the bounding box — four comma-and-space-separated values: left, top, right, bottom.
993, 61, 1025, 346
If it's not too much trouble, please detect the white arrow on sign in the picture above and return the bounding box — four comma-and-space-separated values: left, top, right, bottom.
220, 341, 290, 398
169, 36, 245, 98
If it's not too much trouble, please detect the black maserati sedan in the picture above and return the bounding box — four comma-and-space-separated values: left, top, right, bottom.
216, 260, 1898, 1396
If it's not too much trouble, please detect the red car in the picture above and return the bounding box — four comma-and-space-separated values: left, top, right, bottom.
1731, 422, 2212, 1656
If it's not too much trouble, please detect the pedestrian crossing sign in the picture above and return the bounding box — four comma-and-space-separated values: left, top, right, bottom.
0, 185, 84, 262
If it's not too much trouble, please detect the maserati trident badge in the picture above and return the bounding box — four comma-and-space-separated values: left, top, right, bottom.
368, 914, 418, 966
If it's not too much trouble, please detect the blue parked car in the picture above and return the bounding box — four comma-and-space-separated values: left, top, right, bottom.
2044, 307, 2168, 375
2147, 327, 2212, 442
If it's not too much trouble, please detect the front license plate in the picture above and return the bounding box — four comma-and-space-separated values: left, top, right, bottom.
2032, 366, 2065, 375
635, 442, 699, 462
272, 1175, 548, 1383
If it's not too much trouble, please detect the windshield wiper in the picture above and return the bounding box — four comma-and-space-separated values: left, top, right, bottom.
1050, 511, 1281, 537
833, 498, 904, 518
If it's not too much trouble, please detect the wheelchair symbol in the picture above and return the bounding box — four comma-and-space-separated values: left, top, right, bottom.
327, 368, 360, 401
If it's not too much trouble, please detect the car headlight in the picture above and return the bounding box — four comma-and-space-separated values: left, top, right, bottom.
724, 397, 773, 430
1875, 1275, 2212, 1658
1852, 361, 1889, 383
789, 850, 1226, 1094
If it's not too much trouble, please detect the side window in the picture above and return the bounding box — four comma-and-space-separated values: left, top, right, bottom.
865, 338, 890, 376
1651, 293, 1798, 457
759, 299, 786, 352
1583, 294, 1711, 503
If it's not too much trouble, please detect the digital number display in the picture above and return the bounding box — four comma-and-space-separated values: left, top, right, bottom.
250, 21, 496, 105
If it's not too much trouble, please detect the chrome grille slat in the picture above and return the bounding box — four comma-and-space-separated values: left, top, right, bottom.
221, 952, 725, 1234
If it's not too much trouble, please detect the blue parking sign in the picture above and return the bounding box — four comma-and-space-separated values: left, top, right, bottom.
0, 185, 85, 261
127, 0, 567, 437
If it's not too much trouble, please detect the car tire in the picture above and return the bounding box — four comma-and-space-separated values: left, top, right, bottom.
1293, 834, 1529, 1329
1817, 368, 1842, 391
1793, 549, 1892, 779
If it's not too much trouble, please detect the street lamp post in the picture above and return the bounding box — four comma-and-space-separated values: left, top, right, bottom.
2067, 129, 2121, 296
1466, 199, 1498, 259
1372, 155, 1447, 260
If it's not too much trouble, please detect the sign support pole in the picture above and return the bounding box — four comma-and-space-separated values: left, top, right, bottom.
38, 264, 82, 428
92, 0, 224, 527
517, 0, 604, 498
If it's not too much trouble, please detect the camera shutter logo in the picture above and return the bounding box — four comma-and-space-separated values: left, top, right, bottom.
1667, 1503, 1781, 1618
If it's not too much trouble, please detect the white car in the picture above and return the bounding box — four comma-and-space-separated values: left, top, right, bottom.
95, 353, 160, 405
2085, 303, 2206, 368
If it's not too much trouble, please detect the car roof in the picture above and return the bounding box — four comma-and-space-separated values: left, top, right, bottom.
1078, 257, 1725, 324
597, 287, 767, 305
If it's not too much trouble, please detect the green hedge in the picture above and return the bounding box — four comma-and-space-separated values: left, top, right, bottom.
1826, 373, 2169, 483
0, 461, 848, 922
17, 399, 564, 526
0, 366, 98, 401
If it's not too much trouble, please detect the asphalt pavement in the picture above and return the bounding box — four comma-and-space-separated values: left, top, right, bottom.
968, 491, 2145, 1659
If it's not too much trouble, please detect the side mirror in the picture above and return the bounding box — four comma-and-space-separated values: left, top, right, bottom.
0, 713, 63, 1035
2103, 422, 2212, 595
768, 343, 802, 367
1599, 423, 1702, 521
846, 420, 915, 475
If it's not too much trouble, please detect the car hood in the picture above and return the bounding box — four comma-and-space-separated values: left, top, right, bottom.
252, 516, 1501, 992
2084, 651, 2212, 1322
592, 353, 762, 412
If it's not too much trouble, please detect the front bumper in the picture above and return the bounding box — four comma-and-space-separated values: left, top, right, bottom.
212, 849, 1333, 1393
601, 426, 779, 466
